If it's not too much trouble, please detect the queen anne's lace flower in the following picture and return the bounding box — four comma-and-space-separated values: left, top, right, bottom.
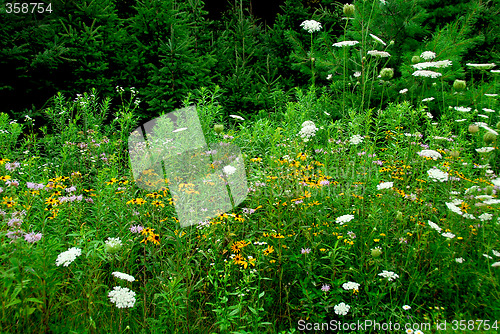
112, 271, 136, 282
299, 121, 318, 142
413, 70, 442, 78
342, 281, 360, 290
55, 247, 82, 267
376, 182, 393, 190
300, 20, 322, 33
476, 147, 495, 153
454, 106, 471, 112
349, 135, 363, 145
420, 51, 436, 60
367, 50, 390, 57
428, 220, 442, 232
427, 168, 448, 182
333, 41, 359, 47
334, 302, 350, 315
378, 270, 399, 281
412, 60, 452, 70
417, 149, 442, 160
336, 214, 354, 225
223, 165, 237, 176
108, 286, 136, 308
466, 63, 496, 70
369, 33, 386, 46
442, 232, 455, 239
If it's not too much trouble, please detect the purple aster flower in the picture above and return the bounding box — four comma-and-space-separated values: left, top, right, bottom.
130, 225, 144, 233
301, 248, 311, 254
321, 284, 331, 292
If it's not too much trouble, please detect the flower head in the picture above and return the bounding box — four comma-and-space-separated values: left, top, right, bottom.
55, 247, 82, 267
349, 135, 363, 145
427, 168, 448, 182
420, 51, 436, 60
336, 214, 354, 225
108, 286, 136, 308
333, 41, 359, 47
112, 271, 136, 282
300, 20, 322, 33
24, 232, 42, 243
334, 302, 350, 315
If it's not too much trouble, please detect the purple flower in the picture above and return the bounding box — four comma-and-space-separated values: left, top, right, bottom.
320, 180, 330, 186
321, 284, 331, 292
130, 225, 144, 233
7, 218, 22, 227
301, 248, 311, 254
85, 197, 94, 203
24, 232, 42, 243
5, 162, 20, 171
65, 186, 77, 193
7, 230, 22, 239
373, 160, 383, 166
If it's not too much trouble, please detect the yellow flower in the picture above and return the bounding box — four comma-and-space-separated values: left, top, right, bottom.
320, 248, 327, 252
2, 196, 16, 208
45, 197, 59, 206
374, 239, 380, 242
151, 200, 164, 207
0, 175, 11, 181
263, 245, 274, 255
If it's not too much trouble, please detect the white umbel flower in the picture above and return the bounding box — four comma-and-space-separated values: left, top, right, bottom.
442, 232, 455, 239
223, 165, 237, 176
108, 286, 136, 308
427, 168, 448, 182
229, 114, 245, 121
376, 181, 393, 190
334, 302, 350, 315
300, 20, 322, 33
299, 121, 318, 142
333, 41, 359, 47
476, 147, 495, 153
112, 271, 136, 282
466, 63, 496, 70
413, 70, 442, 78
349, 134, 363, 145
420, 51, 436, 60
454, 106, 471, 112
55, 247, 82, 267
369, 33, 386, 46
342, 281, 360, 291
412, 60, 452, 70
378, 270, 399, 281
367, 50, 390, 57
417, 149, 442, 160
428, 220, 442, 232
336, 214, 354, 225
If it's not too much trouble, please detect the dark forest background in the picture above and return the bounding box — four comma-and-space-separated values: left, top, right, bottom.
0, 0, 498, 124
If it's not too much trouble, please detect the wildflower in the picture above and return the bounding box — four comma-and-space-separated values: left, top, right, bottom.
476, 147, 495, 153
301, 248, 311, 254
112, 271, 135, 282
369, 33, 386, 46
412, 60, 452, 70
349, 134, 363, 145
455, 257, 464, 263
130, 225, 144, 233
417, 150, 442, 160
378, 270, 399, 281
24, 232, 42, 243
321, 284, 331, 292
380, 68, 394, 80
479, 213, 493, 221
343, 4, 355, 17
229, 115, 245, 121
300, 20, 322, 33
105, 237, 123, 254
492, 262, 500, 267
428, 220, 442, 232
371, 247, 382, 257
223, 165, 237, 176
413, 70, 442, 78
367, 50, 390, 57
454, 106, 471, 112
299, 121, 318, 142
172, 127, 187, 133
400, 88, 408, 94
492, 250, 500, 257
466, 63, 496, 70
342, 281, 360, 291
403, 305, 411, 310
334, 302, 350, 315
441, 232, 455, 239
336, 214, 354, 225
263, 245, 274, 255
333, 41, 359, 47
108, 286, 136, 308
420, 51, 436, 60
427, 168, 448, 182
453, 79, 466, 91
55, 247, 82, 267
376, 181, 393, 190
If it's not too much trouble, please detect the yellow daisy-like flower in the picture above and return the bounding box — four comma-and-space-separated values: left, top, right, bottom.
0, 175, 11, 181
151, 200, 164, 207
135, 198, 146, 205
263, 245, 274, 255
45, 197, 59, 206
2, 196, 16, 208
0, 158, 10, 165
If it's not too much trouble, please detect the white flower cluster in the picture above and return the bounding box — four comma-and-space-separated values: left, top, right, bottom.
442, 232, 455, 239
223, 165, 237, 176
108, 286, 136, 308
476, 147, 495, 153
106, 237, 122, 248
334, 302, 350, 315
300, 20, 322, 33
412, 60, 452, 70
55, 247, 82, 267
342, 281, 360, 291
349, 134, 364, 145
333, 41, 359, 47
417, 149, 442, 160
420, 51, 436, 60
369, 33, 386, 46
454, 106, 471, 112
413, 70, 442, 78
336, 214, 354, 225
378, 270, 399, 281
367, 50, 390, 57
474, 122, 499, 135
112, 271, 136, 282
466, 63, 496, 70
428, 220, 442, 232
376, 181, 393, 190
446, 200, 463, 215
427, 168, 448, 182
298, 121, 318, 142
229, 114, 245, 121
